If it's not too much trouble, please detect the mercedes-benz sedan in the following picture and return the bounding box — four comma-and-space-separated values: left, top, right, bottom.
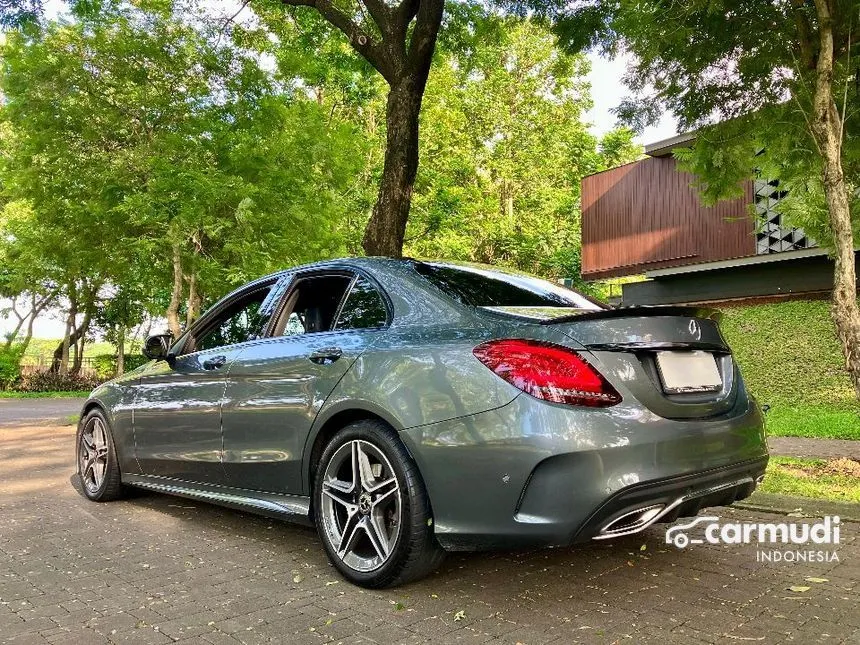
76, 258, 768, 587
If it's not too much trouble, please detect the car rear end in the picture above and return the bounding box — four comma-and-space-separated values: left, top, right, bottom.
407, 262, 768, 549
511, 308, 767, 542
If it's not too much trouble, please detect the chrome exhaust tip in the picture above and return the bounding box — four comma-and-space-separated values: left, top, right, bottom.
593, 504, 665, 540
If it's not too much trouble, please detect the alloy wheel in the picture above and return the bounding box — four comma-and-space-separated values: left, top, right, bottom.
320, 439, 402, 573
79, 416, 109, 495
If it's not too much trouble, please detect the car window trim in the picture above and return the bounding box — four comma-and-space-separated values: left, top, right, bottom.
331, 274, 359, 331
267, 270, 354, 339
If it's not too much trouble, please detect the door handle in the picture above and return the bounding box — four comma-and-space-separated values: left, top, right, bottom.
203, 355, 227, 370
308, 347, 343, 365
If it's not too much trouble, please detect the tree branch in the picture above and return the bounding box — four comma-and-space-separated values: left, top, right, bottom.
393, 0, 420, 36
360, 0, 393, 37
281, 0, 395, 81
405, 0, 443, 81
792, 0, 816, 70
218, 0, 252, 43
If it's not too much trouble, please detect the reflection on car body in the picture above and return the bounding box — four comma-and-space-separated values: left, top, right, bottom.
76, 258, 768, 587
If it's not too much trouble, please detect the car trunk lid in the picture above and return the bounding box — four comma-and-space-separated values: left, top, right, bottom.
486, 305, 740, 419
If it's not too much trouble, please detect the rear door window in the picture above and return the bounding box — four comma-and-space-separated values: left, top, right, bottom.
272, 275, 353, 336
334, 276, 388, 330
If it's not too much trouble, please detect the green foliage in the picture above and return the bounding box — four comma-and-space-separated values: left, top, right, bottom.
0, 0, 44, 29
21, 339, 114, 361
0, 0, 367, 336
90, 353, 148, 379
14, 369, 101, 393
0, 3, 635, 339
548, 0, 860, 250
0, 345, 24, 389
403, 18, 641, 279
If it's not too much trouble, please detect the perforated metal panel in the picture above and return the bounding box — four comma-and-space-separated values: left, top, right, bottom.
754, 179, 815, 254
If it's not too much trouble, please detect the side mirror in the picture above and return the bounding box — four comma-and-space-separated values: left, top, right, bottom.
143, 334, 173, 361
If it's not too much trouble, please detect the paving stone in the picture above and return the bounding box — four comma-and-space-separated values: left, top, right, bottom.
0, 423, 858, 645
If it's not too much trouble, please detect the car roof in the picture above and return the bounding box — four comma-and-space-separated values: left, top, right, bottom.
257, 256, 417, 282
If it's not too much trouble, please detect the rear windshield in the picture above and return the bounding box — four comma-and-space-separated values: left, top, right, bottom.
413, 262, 605, 312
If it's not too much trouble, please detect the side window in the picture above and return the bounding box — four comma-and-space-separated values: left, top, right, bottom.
334, 276, 387, 330
273, 275, 353, 337
193, 288, 272, 352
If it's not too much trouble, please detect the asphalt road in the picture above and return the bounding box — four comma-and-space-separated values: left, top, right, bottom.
0, 397, 85, 427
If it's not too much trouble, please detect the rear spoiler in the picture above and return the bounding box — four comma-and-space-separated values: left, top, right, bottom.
539, 305, 722, 325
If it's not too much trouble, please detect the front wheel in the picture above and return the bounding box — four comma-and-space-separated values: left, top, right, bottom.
314, 420, 444, 588
76, 409, 125, 502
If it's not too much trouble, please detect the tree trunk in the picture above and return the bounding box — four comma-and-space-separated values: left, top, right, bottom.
116, 328, 125, 376
21, 306, 36, 356
361, 80, 424, 257
185, 270, 200, 328
57, 288, 78, 375
71, 309, 91, 375
166, 243, 184, 338
3, 299, 26, 350
811, 0, 860, 399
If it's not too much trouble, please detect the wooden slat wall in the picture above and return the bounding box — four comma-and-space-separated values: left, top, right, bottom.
581, 157, 755, 279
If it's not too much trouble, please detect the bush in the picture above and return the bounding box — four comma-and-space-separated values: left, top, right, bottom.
0, 345, 25, 389
15, 369, 101, 393
90, 353, 148, 379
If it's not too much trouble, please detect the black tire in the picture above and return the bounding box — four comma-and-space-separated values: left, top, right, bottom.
76, 409, 125, 502
313, 419, 445, 588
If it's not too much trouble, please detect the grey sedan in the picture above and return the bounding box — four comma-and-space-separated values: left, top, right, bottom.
76, 258, 768, 587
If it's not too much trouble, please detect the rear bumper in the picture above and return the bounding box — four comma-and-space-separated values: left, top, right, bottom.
401, 392, 768, 551
573, 456, 767, 542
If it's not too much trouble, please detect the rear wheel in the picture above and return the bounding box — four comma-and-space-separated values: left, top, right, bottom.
314, 420, 444, 588
76, 409, 125, 502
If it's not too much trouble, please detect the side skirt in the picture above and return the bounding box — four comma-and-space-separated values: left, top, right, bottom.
123, 474, 313, 526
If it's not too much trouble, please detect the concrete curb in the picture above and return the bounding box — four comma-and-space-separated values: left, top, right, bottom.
768, 436, 860, 460
734, 491, 860, 522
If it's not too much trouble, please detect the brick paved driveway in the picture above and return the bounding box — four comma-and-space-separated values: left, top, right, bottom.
1, 423, 858, 645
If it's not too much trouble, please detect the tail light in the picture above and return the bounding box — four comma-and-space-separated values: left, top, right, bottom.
473, 339, 621, 407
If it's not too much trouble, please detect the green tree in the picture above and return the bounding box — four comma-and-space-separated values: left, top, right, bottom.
0, 0, 365, 354
404, 18, 640, 281
550, 0, 860, 399
251, 0, 446, 257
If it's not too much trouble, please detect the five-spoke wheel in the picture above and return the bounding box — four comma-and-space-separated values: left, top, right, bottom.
320, 439, 401, 572
314, 420, 444, 588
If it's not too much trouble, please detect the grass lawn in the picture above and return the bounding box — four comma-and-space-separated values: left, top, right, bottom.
766, 405, 860, 440
0, 390, 91, 398
21, 339, 116, 361
760, 456, 860, 503
720, 300, 860, 440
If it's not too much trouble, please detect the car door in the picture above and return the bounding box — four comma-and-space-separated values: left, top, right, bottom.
133, 279, 279, 483
220, 270, 390, 494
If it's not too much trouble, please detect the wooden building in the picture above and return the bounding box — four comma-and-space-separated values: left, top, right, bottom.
580, 133, 842, 305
